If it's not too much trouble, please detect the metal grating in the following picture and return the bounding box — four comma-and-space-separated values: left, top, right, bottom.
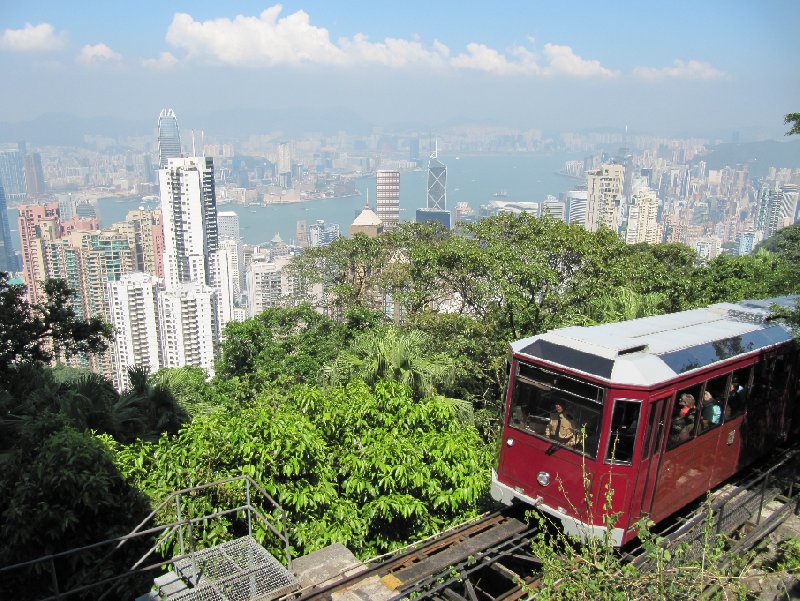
168, 537, 297, 601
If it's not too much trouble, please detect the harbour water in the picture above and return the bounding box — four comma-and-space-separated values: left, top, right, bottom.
7, 152, 582, 249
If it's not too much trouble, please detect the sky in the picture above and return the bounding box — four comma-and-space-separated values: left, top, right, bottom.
1, 1, 799, 139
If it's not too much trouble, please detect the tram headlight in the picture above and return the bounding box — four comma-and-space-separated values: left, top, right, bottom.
537, 471, 551, 487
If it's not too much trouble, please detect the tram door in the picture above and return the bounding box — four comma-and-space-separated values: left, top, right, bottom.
631, 397, 669, 520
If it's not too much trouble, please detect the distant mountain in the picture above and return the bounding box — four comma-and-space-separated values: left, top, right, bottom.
699, 139, 800, 179
0, 113, 152, 146
181, 107, 374, 139
0, 107, 375, 146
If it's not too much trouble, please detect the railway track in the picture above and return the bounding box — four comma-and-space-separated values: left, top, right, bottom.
285, 444, 800, 601
288, 508, 542, 600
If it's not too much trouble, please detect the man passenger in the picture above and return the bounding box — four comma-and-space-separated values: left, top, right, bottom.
546, 402, 576, 446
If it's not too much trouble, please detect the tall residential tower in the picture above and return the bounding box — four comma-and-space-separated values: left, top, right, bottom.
376, 170, 400, 231
159, 156, 219, 289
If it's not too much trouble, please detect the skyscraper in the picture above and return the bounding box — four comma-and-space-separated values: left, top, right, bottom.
427, 148, 447, 211
23, 152, 46, 196
218, 210, 244, 291
307, 219, 341, 247
624, 187, 662, 244
157, 109, 182, 169
277, 142, 292, 189
158, 283, 216, 373
17, 202, 60, 302
0, 148, 26, 203
0, 183, 19, 271
159, 156, 219, 289
586, 164, 624, 233
376, 170, 400, 231
106, 273, 162, 390
121, 209, 165, 278
755, 185, 785, 239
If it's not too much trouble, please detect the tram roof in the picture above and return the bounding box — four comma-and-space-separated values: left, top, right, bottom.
512, 296, 797, 387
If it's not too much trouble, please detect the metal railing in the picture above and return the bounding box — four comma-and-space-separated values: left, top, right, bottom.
0, 475, 293, 601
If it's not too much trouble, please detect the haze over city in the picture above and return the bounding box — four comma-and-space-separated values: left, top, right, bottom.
2, 0, 799, 140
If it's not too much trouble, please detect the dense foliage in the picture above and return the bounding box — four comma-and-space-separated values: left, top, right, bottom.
112, 381, 492, 559
0, 414, 153, 600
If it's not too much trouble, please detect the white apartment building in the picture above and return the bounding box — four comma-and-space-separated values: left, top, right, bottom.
566, 189, 588, 226
586, 164, 624, 233
376, 170, 400, 231
695, 236, 723, 261
106, 273, 162, 390
247, 254, 301, 316
211, 240, 240, 335
159, 156, 219, 290
625, 187, 662, 245
541, 197, 567, 222
158, 282, 217, 376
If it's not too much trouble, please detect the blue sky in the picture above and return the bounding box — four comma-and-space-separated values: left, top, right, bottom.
1, 1, 798, 137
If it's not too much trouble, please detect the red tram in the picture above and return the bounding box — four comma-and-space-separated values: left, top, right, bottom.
491, 297, 799, 546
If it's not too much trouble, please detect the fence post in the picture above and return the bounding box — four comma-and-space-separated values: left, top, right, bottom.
283, 510, 292, 571
176, 493, 185, 556
757, 471, 769, 525
50, 556, 61, 600
246, 478, 252, 538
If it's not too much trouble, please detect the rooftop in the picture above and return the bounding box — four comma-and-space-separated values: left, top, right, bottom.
512, 296, 797, 387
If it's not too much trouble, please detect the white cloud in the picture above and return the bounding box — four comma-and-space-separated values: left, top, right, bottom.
142, 51, 179, 71
77, 43, 122, 66
166, 7, 346, 67
338, 34, 449, 68
163, 5, 615, 78
0, 22, 66, 52
633, 59, 727, 81
541, 44, 618, 78
451, 43, 540, 75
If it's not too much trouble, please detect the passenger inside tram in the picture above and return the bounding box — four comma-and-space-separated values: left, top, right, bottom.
668, 393, 697, 448
701, 390, 721, 427
509, 364, 603, 457
545, 402, 577, 446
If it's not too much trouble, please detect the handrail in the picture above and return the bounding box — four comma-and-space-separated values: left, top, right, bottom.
0, 474, 293, 600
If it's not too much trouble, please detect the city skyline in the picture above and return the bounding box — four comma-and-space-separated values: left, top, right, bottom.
1, 1, 798, 139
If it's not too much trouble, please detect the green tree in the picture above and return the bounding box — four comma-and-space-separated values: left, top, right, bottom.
322, 326, 454, 399
622, 242, 703, 313
216, 304, 382, 398
698, 249, 793, 304
462, 214, 630, 337
115, 366, 188, 443
150, 366, 218, 417
112, 381, 492, 559
0, 274, 111, 382
0, 414, 153, 600
785, 112, 800, 136
289, 234, 394, 314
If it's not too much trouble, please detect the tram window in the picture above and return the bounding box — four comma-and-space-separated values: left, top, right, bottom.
509, 367, 604, 458
768, 354, 791, 403
606, 399, 641, 464
724, 367, 750, 420
667, 384, 702, 450
699, 375, 727, 434
642, 398, 669, 459
750, 359, 774, 407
